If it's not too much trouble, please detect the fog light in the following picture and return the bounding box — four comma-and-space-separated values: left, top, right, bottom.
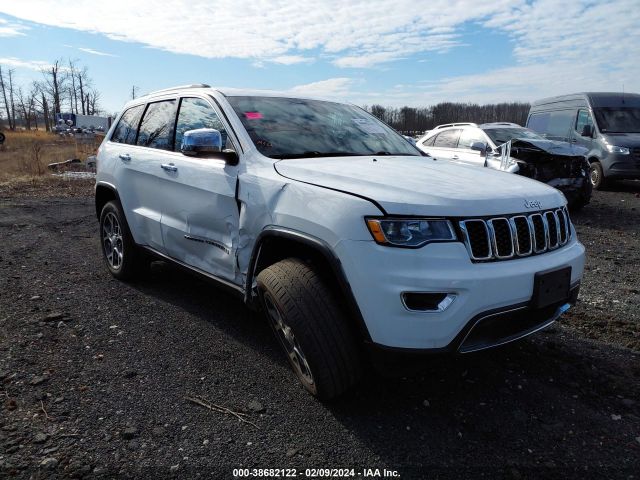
402, 292, 456, 312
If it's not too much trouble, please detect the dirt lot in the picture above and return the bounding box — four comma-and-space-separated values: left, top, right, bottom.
0, 178, 639, 479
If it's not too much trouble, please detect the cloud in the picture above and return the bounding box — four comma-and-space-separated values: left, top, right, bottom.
77, 47, 118, 57
0, 0, 515, 67
268, 55, 313, 65
289, 77, 356, 98
0, 16, 28, 37
1, 0, 638, 106
0, 56, 50, 71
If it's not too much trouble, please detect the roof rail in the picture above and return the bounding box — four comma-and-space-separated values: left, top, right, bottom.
433, 122, 477, 130
148, 84, 211, 95
479, 122, 521, 127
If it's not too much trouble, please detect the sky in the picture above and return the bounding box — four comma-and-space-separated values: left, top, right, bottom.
0, 0, 639, 114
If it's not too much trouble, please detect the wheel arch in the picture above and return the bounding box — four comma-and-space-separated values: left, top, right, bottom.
246, 227, 372, 343
95, 182, 120, 220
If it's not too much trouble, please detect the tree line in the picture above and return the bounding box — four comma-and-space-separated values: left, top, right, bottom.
0, 58, 102, 131
364, 102, 531, 135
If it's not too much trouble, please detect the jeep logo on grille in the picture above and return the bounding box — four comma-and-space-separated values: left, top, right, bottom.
524, 199, 542, 209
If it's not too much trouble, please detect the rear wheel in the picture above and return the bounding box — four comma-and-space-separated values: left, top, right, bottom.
99, 200, 148, 280
257, 258, 362, 400
589, 161, 607, 190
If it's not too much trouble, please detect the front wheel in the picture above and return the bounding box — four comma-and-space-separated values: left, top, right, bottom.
99, 200, 148, 280
257, 258, 362, 400
589, 161, 607, 190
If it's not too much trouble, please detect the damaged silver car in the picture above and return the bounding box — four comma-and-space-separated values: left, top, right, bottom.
416, 122, 592, 209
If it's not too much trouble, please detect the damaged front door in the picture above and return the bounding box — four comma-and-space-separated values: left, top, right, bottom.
159, 97, 240, 282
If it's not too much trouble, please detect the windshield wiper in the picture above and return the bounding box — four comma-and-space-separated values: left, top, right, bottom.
276, 151, 360, 159
275, 150, 421, 159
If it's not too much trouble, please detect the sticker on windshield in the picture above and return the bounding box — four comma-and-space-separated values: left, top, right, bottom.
245, 112, 263, 120
352, 118, 386, 134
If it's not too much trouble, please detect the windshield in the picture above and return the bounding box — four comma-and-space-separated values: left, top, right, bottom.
594, 107, 640, 133
226, 96, 421, 159
483, 127, 544, 146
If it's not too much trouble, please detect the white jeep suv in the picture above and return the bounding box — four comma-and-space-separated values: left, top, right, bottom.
95, 85, 585, 399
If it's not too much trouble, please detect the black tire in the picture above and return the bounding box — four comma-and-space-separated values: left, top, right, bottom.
99, 200, 148, 281
257, 258, 362, 400
589, 161, 607, 190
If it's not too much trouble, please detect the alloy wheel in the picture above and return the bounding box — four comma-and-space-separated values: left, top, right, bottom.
102, 212, 124, 270
262, 292, 316, 391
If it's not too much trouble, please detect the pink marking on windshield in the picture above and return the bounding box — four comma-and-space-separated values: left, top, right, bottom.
245, 112, 263, 120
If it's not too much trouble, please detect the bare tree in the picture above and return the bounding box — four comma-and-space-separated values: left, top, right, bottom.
0, 65, 14, 129
41, 59, 66, 116
87, 88, 102, 115
0, 67, 18, 130
68, 59, 79, 114
77, 66, 91, 115
16, 87, 31, 129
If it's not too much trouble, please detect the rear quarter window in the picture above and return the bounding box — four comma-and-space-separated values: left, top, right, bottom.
421, 135, 436, 147
110, 105, 144, 145
433, 129, 461, 148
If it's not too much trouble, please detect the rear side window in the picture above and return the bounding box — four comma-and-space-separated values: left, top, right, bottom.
174, 97, 231, 151
137, 100, 177, 150
458, 129, 486, 149
527, 112, 550, 134
111, 105, 144, 145
433, 129, 461, 148
546, 111, 574, 137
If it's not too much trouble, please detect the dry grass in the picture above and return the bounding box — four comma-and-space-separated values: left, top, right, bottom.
0, 130, 99, 182
0, 175, 94, 198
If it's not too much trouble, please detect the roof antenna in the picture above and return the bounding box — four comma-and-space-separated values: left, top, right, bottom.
622, 83, 625, 104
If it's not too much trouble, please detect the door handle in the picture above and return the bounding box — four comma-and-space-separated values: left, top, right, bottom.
119, 154, 131, 162
161, 163, 178, 172
452, 155, 459, 159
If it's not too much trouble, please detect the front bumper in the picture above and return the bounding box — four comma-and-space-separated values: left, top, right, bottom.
549, 177, 592, 206
335, 235, 585, 351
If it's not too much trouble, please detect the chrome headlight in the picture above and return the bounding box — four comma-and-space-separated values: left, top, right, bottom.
605, 145, 630, 155
366, 218, 457, 247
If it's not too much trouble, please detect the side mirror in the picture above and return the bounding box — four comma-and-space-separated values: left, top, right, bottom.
181, 128, 239, 165
581, 124, 593, 137
470, 141, 487, 156
181, 128, 222, 156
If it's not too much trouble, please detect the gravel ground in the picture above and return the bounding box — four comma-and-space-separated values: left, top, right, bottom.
0, 180, 639, 479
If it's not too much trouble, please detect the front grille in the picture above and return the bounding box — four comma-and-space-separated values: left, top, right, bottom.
459, 207, 571, 261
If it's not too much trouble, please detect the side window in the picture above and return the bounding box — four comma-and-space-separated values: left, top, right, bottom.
575, 109, 594, 133
527, 112, 550, 134
458, 129, 486, 150
136, 100, 177, 150
547, 111, 574, 137
421, 135, 436, 147
433, 129, 461, 148
110, 105, 144, 145
175, 97, 231, 152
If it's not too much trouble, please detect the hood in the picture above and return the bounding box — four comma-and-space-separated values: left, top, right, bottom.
510, 138, 588, 157
274, 156, 566, 217
600, 132, 640, 146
